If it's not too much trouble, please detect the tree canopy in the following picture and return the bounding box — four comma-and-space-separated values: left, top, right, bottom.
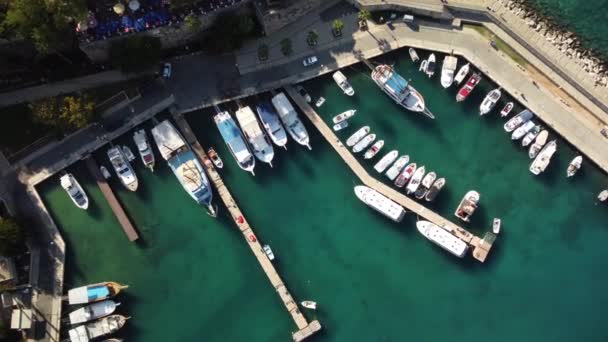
109, 35, 162, 73
30, 94, 97, 134
200, 12, 257, 54
0, 218, 23, 256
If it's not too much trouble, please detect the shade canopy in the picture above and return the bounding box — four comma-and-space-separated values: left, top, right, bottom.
113, 3, 125, 14
129, 0, 140, 11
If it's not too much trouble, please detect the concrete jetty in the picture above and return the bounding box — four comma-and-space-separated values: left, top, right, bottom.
285, 85, 493, 262
171, 114, 322, 341
84, 156, 139, 242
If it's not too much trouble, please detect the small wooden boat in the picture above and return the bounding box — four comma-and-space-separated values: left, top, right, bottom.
69, 315, 129, 342
315, 97, 325, 108
409, 47, 420, 63
263, 244, 275, 261
455, 190, 480, 222
363, 140, 384, 159
301, 301, 317, 310
425, 178, 445, 202
566, 155, 582, 177
121, 146, 136, 162
67, 282, 128, 305
207, 147, 223, 169
500, 102, 514, 117
333, 121, 348, 131
333, 109, 356, 124
69, 300, 120, 325
599, 190, 608, 202
492, 218, 501, 234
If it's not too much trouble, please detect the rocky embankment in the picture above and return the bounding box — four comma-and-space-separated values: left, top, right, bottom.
497, 0, 607, 88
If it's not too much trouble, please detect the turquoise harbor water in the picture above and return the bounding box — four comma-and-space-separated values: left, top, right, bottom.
38, 48, 608, 341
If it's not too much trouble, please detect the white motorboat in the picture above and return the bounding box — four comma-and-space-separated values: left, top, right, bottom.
405, 165, 426, 195
425, 177, 445, 202
263, 244, 275, 261
416, 220, 469, 258
236, 106, 275, 167
492, 218, 501, 234
425, 53, 436, 78
529, 130, 548, 159
395, 162, 416, 188
566, 155, 583, 178
333, 121, 349, 131
374, 150, 398, 173
415, 171, 436, 199
512, 121, 536, 140
133, 129, 155, 171
598, 190, 608, 202
207, 147, 223, 169
409, 47, 420, 63
100, 166, 111, 179
301, 301, 317, 310
333, 109, 356, 124
364, 140, 384, 159
214, 111, 256, 175
315, 97, 325, 108
68, 282, 127, 305
385, 155, 409, 181
530, 140, 557, 175
346, 126, 370, 147
454, 63, 470, 85
479, 88, 501, 115
296, 85, 311, 103
60, 173, 88, 210
419, 59, 428, 73
455, 190, 479, 222
354, 185, 406, 222
372, 64, 429, 116
121, 146, 135, 162
272, 92, 311, 149
500, 102, 514, 117
255, 101, 288, 149
68, 315, 128, 342
440, 56, 458, 88
521, 125, 541, 147
107, 147, 138, 191
352, 134, 376, 153
69, 300, 119, 325
332, 70, 355, 96
504, 109, 534, 132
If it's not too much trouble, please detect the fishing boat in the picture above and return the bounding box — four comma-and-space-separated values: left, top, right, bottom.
67, 282, 127, 305
409, 47, 420, 63
500, 102, 514, 117
454, 190, 479, 222
333, 121, 348, 131
415, 171, 436, 199
521, 125, 541, 146
425, 177, 445, 202
133, 129, 155, 171
425, 53, 436, 78
511, 121, 536, 140
566, 155, 583, 177
440, 56, 457, 88
456, 73, 481, 102
374, 150, 398, 173
352, 134, 376, 153
454, 63, 470, 85
530, 140, 557, 175
301, 301, 317, 310
296, 85, 311, 103
272, 92, 311, 149
405, 165, 426, 195
255, 101, 288, 149
354, 185, 406, 222
598, 190, 608, 202
107, 147, 138, 191
69, 300, 120, 325
121, 146, 135, 162
236, 106, 275, 167
151, 120, 216, 214
529, 130, 548, 159
332, 70, 355, 96
207, 147, 223, 169
60, 173, 88, 210
416, 220, 468, 258
333, 109, 356, 124
364, 140, 384, 159
492, 218, 501, 234
346, 126, 370, 147
68, 315, 128, 342
214, 111, 256, 175
315, 97, 326, 107
263, 244, 275, 261
395, 163, 416, 188
100, 166, 111, 179
419, 59, 428, 73
479, 88, 501, 115
371, 64, 429, 116
504, 109, 534, 132
385, 155, 409, 181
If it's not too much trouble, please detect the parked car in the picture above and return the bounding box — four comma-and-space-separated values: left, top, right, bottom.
162, 63, 172, 79
303, 56, 318, 67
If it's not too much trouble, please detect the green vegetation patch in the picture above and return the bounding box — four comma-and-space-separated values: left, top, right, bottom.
465, 24, 529, 67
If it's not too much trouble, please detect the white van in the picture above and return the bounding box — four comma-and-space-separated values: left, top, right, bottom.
402, 14, 415, 23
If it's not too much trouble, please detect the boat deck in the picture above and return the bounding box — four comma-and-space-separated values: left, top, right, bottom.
285, 85, 493, 262
172, 113, 321, 341
84, 156, 139, 242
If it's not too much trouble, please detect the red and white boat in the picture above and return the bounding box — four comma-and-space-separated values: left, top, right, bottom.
456, 73, 481, 102
500, 102, 514, 117
394, 163, 417, 188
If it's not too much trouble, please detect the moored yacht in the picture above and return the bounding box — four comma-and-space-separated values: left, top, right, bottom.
511, 120, 536, 140
371, 64, 429, 117
425, 177, 445, 202
566, 155, 583, 178
68, 315, 128, 342
440, 56, 458, 88
352, 134, 376, 153
374, 150, 398, 173
409, 47, 420, 63
68, 282, 127, 305
454, 63, 470, 85
60, 173, 88, 210
500, 102, 514, 117
456, 73, 481, 102
504, 109, 534, 132
479, 88, 501, 115
332, 70, 355, 96
214, 111, 256, 175
255, 101, 288, 149
364, 140, 384, 159
333, 109, 356, 124
416, 221, 469, 258
521, 125, 541, 146
530, 140, 557, 175
354, 185, 406, 222
107, 146, 138, 191
415, 171, 436, 199
385, 155, 409, 181
272, 92, 311, 149
454, 190, 479, 222
405, 165, 426, 195
425, 53, 436, 78
346, 126, 370, 147
69, 300, 120, 325
395, 162, 416, 188
529, 130, 548, 159
133, 129, 155, 171
333, 121, 348, 131
236, 106, 275, 167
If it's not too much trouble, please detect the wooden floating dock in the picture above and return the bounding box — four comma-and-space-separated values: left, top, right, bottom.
84, 156, 139, 242
171, 114, 322, 341
284, 85, 493, 262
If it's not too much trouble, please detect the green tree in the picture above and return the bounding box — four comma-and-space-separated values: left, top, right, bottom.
332, 19, 344, 36
258, 43, 269, 61
306, 30, 319, 47
109, 36, 162, 73
184, 14, 201, 31
0, 218, 23, 256
358, 9, 372, 23
280, 38, 292, 56
30, 94, 97, 133
200, 12, 258, 54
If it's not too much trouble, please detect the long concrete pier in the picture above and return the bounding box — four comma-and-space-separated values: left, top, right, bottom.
84, 156, 139, 241
171, 114, 322, 341
285, 85, 493, 262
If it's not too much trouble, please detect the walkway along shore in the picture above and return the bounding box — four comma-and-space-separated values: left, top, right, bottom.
171, 113, 322, 342
284, 85, 494, 263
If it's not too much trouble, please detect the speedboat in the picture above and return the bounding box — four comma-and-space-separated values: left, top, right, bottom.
530, 140, 557, 175
301, 301, 317, 310
333, 109, 356, 124
479, 88, 501, 115
68, 315, 128, 342
69, 300, 120, 325
454, 190, 479, 222
255, 101, 288, 149
415, 171, 436, 199
133, 129, 155, 171
333, 121, 348, 131
315, 97, 326, 107
529, 130, 548, 159
60, 173, 88, 210
598, 190, 608, 202
67, 282, 127, 305
416, 220, 469, 258
500, 102, 514, 117
121, 146, 135, 162
272, 92, 311, 149
263, 244, 275, 261
100, 166, 111, 179
395, 163, 416, 188
405, 165, 426, 195
456, 73, 481, 102
385, 155, 409, 181
521, 125, 541, 146
504, 109, 534, 132
346, 126, 370, 147
296, 85, 311, 103
352, 134, 376, 153
511, 120, 536, 140
425, 177, 445, 202
214, 111, 256, 175
207, 147, 223, 169
374, 150, 398, 173
425, 53, 436, 78
566, 155, 582, 177
409, 47, 420, 63
419, 59, 428, 73
332, 71, 355, 96
107, 147, 138, 191
492, 218, 501, 234
454, 63, 470, 85
363, 140, 384, 159
236, 105, 275, 167
440, 56, 457, 88
372, 64, 429, 116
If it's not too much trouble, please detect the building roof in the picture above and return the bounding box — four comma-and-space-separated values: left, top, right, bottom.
11, 308, 32, 330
